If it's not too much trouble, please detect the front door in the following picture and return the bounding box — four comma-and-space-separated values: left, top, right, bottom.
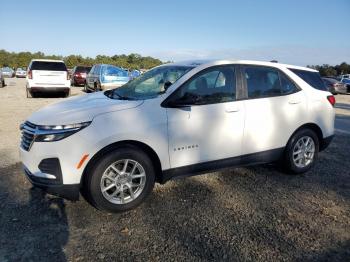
166, 65, 245, 168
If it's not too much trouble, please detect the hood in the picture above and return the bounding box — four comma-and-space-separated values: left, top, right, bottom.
27, 92, 143, 125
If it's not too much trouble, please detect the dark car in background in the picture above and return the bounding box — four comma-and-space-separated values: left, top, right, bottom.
71, 66, 92, 86
322, 77, 348, 94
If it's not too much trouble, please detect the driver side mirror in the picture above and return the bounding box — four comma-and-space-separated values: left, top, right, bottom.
163, 93, 201, 108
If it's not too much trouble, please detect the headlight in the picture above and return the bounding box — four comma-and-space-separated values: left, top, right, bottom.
35, 121, 91, 142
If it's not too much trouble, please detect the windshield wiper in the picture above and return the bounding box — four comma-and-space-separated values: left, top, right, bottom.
115, 93, 130, 100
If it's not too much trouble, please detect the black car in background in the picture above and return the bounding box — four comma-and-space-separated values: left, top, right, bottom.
322, 77, 347, 94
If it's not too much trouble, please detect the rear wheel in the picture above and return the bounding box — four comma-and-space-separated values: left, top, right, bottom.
84, 147, 155, 213
26, 88, 33, 98
64, 89, 70, 98
283, 129, 319, 174
0, 80, 4, 88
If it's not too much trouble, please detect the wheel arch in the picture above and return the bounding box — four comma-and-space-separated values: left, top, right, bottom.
287, 123, 324, 149
81, 140, 163, 186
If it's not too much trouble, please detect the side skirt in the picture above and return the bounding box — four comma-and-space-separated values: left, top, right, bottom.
160, 147, 284, 183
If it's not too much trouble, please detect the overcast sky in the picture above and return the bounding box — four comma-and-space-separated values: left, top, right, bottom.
0, 0, 349, 66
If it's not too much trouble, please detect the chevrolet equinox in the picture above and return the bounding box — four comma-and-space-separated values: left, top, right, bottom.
20, 60, 335, 212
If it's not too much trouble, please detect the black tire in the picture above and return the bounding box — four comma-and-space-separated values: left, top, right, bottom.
84, 147, 156, 213
26, 88, 33, 98
84, 83, 89, 93
64, 90, 70, 98
283, 128, 319, 174
0, 80, 4, 88
94, 82, 100, 92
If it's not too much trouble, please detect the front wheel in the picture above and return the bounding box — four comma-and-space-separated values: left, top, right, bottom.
283, 129, 319, 174
84, 147, 155, 212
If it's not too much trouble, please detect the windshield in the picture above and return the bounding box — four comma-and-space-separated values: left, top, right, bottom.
106, 65, 194, 100
31, 61, 67, 71
76, 66, 92, 73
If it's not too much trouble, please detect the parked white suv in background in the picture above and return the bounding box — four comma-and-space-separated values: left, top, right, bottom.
26, 59, 70, 98
20, 60, 335, 212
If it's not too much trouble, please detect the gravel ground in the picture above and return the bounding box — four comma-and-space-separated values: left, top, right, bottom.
0, 78, 349, 261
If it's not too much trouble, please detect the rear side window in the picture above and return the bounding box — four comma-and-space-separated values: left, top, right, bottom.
244, 66, 298, 98
30, 61, 67, 71
289, 68, 327, 91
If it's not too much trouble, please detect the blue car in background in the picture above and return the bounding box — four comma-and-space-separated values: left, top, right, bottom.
341, 78, 350, 93
130, 69, 141, 80
85, 64, 130, 92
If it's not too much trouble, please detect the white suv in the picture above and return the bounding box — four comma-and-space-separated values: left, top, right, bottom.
20, 60, 335, 212
26, 59, 70, 98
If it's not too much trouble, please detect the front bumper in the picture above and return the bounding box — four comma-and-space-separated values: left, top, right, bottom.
24, 166, 80, 200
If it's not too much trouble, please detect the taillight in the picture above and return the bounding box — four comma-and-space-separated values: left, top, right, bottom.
67, 71, 70, 80
327, 95, 336, 107
28, 70, 32, 79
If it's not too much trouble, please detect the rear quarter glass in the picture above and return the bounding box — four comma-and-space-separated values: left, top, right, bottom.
289, 68, 327, 91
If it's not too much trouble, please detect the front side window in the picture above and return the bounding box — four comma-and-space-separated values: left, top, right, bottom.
171, 66, 236, 105
244, 66, 298, 98
106, 65, 193, 100
89, 66, 95, 75
94, 66, 100, 75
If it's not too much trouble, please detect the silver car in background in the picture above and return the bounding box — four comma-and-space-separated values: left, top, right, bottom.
15, 68, 27, 78
1, 67, 14, 78
322, 77, 348, 94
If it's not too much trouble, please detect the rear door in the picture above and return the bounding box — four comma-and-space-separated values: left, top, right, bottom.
31, 61, 67, 84
241, 65, 307, 155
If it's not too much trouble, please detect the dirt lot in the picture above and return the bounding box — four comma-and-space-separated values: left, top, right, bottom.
0, 78, 349, 261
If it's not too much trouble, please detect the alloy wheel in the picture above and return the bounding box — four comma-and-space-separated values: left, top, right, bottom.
292, 136, 315, 168
100, 159, 146, 204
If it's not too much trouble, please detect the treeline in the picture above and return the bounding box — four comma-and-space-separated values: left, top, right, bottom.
307, 62, 350, 77
0, 49, 163, 69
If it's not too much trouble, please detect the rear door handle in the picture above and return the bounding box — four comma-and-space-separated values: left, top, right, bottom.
288, 100, 301, 104
225, 106, 240, 113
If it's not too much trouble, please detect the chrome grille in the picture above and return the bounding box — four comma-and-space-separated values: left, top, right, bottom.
20, 121, 37, 151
